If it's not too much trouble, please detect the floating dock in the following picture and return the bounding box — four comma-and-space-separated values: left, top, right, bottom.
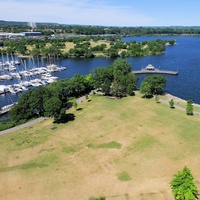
132, 64, 178, 75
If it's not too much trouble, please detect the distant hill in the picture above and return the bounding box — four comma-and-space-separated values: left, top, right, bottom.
0, 20, 60, 26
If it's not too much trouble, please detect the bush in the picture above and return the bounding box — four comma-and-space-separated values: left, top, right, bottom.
0, 121, 16, 131
186, 99, 193, 115
170, 166, 199, 200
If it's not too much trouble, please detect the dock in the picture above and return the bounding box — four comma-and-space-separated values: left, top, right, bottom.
132, 64, 178, 75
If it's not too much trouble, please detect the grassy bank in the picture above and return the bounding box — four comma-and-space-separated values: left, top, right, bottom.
1, 93, 200, 200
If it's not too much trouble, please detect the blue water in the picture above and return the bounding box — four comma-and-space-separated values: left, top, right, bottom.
1, 35, 200, 109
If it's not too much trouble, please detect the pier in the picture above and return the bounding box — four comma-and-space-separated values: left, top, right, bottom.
132, 64, 178, 75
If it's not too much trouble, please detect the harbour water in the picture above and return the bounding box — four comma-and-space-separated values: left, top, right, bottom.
1, 35, 200, 110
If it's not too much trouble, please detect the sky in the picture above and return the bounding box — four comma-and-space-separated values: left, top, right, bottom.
1, 0, 200, 27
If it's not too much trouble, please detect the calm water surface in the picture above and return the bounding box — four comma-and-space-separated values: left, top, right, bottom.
1, 36, 200, 109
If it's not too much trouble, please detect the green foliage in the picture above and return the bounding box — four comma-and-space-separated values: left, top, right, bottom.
73, 101, 78, 110
169, 99, 174, 108
117, 171, 132, 181
169, 40, 176, 45
170, 166, 199, 200
186, 99, 194, 115
8, 72, 93, 125
44, 97, 63, 122
140, 81, 152, 97
92, 60, 138, 97
0, 121, 16, 131
140, 75, 167, 97
1, 33, 171, 58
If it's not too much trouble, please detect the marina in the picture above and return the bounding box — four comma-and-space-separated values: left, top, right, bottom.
0, 55, 66, 94
0, 54, 68, 116
132, 64, 178, 75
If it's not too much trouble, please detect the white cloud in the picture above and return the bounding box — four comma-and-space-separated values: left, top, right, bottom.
0, 0, 154, 26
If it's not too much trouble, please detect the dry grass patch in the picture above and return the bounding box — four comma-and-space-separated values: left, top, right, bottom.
62, 42, 75, 52
1, 94, 200, 199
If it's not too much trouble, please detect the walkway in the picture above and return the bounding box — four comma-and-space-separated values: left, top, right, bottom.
158, 97, 200, 115
0, 117, 46, 135
1, 92, 200, 135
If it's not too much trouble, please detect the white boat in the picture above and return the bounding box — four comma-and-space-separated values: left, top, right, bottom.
46, 78, 57, 84
1, 103, 16, 111
20, 81, 32, 87
21, 86, 28, 91
0, 74, 13, 80
0, 85, 8, 94
9, 88, 17, 94
14, 60, 20, 65
8, 65, 16, 71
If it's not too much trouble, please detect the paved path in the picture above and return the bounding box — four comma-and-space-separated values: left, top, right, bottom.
1, 92, 200, 135
0, 93, 90, 135
0, 117, 46, 135
157, 97, 200, 115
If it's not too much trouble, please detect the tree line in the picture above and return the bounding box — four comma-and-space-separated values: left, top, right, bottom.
8, 60, 139, 123
8, 59, 169, 125
2, 23, 200, 36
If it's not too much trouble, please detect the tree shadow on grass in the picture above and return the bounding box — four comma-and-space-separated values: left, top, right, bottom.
142, 94, 153, 99
54, 113, 75, 124
76, 108, 83, 111
66, 102, 73, 110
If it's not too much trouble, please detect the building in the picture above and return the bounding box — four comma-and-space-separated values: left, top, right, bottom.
0, 32, 42, 38
20, 32, 42, 37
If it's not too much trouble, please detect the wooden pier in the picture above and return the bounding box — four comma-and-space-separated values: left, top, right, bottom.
132, 64, 178, 75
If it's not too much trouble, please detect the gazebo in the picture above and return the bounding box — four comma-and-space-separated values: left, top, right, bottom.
146, 64, 155, 71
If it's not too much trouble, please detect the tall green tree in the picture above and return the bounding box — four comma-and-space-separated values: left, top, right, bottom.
140, 81, 152, 97
170, 166, 198, 200
186, 99, 193, 115
169, 99, 174, 108
44, 97, 63, 122
140, 75, 167, 97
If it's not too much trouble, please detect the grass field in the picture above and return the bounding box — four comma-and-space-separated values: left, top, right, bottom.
61, 40, 111, 54
1, 93, 200, 200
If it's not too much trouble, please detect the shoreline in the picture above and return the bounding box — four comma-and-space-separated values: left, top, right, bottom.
164, 92, 200, 107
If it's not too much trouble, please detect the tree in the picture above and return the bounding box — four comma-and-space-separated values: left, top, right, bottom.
170, 166, 198, 200
155, 95, 159, 102
73, 101, 78, 110
44, 97, 63, 122
140, 81, 152, 97
186, 99, 193, 115
101, 78, 111, 95
169, 99, 174, 108
140, 75, 167, 96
